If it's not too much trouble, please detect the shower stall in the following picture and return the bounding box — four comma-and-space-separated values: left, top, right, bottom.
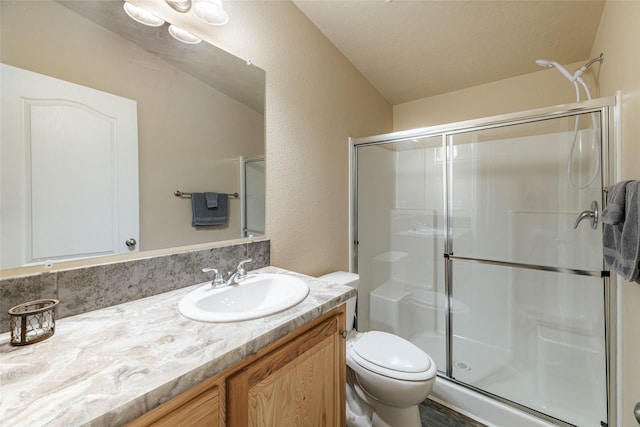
350, 97, 617, 427
240, 155, 265, 238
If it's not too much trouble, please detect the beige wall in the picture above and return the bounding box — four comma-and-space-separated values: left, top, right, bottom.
142, 1, 393, 275
393, 61, 597, 131
590, 2, 640, 426
1, 1, 264, 252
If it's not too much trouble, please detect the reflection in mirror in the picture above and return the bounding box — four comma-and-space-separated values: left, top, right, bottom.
0, 0, 265, 272
241, 156, 266, 237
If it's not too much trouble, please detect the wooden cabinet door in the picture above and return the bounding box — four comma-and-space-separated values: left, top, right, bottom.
227, 312, 346, 427
127, 381, 224, 427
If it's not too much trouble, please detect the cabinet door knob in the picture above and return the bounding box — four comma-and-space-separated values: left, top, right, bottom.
339, 330, 348, 339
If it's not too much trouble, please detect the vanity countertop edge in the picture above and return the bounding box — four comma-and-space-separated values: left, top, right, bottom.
0, 266, 355, 427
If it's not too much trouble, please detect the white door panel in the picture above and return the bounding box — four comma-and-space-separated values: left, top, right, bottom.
1, 63, 139, 268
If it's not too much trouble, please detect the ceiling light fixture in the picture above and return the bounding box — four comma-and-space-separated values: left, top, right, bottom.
123, 2, 165, 27
168, 25, 202, 44
165, 0, 192, 13
124, 0, 225, 46
192, 0, 229, 26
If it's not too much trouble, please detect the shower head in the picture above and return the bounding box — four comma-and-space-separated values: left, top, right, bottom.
535, 59, 576, 82
535, 59, 554, 67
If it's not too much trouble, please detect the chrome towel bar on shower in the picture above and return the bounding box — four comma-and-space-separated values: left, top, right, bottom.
174, 190, 239, 198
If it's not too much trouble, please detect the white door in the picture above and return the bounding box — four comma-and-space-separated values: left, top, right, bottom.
1, 63, 139, 269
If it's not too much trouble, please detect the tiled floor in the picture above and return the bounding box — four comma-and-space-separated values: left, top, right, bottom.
419, 399, 487, 427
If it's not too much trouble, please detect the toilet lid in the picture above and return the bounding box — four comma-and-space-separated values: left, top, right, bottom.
351, 331, 432, 374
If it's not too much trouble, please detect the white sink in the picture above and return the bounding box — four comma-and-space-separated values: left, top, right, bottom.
178, 273, 310, 322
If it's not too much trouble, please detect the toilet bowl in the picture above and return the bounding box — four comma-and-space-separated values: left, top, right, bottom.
347, 330, 437, 427
319, 272, 437, 427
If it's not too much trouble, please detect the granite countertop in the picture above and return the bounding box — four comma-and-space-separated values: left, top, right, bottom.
0, 267, 355, 427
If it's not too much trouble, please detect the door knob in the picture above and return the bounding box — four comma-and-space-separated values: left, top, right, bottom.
574, 201, 599, 230
125, 238, 137, 248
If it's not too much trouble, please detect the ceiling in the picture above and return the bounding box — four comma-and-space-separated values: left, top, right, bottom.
292, 0, 606, 105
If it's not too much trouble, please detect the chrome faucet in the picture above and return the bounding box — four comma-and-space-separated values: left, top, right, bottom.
202, 258, 252, 288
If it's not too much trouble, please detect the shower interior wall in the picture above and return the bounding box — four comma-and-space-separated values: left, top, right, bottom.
354, 145, 395, 331
355, 111, 609, 427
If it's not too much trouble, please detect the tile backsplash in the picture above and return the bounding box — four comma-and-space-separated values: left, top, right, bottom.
0, 239, 270, 333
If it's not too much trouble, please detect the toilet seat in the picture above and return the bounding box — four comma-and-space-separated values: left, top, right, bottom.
349, 331, 434, 381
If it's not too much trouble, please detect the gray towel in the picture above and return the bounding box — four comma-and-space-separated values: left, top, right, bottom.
205, 192, 218, 208
602, 180, 640, 282
191, 193, 229, 227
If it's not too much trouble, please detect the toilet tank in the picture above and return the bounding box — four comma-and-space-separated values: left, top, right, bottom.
318, 271, 359, 333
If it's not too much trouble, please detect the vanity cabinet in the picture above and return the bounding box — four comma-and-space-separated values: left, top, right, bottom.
227, 307, 345, 426
126, 377, 224, 427
127, 306, 346, 427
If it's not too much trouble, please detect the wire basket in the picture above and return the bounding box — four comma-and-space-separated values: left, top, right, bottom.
9, 299, 59, 346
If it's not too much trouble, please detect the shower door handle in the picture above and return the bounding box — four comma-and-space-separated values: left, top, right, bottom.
574, 201, 599, 230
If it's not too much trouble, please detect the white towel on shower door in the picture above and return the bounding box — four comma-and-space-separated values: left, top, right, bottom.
602, 180, 640, 282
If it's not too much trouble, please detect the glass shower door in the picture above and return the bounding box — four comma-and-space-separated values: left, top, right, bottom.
448, 113, 607, 426
355, 136, 447, 370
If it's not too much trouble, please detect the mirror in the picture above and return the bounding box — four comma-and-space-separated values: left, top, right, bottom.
0, 0, 265, 273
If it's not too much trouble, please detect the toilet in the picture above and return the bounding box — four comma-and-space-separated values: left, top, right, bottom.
319, 272, 437, 427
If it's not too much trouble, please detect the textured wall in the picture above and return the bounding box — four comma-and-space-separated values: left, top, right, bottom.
218, 2, 394, 276
590, 2, 640, 425
393, 60, 598, 131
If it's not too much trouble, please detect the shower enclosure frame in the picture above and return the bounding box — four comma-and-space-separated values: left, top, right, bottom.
349, 95, 619, 427
240, 155, 265, 238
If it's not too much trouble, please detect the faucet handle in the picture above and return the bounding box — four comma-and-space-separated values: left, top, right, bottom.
202, 267, 224, 286
573, 200, 599, 230
236, 258, 252, 275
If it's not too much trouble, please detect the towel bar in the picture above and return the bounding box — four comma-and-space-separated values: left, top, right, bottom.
174, 190, 239, 198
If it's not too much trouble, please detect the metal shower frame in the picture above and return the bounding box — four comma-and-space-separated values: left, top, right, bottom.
349, 95, 619, 427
